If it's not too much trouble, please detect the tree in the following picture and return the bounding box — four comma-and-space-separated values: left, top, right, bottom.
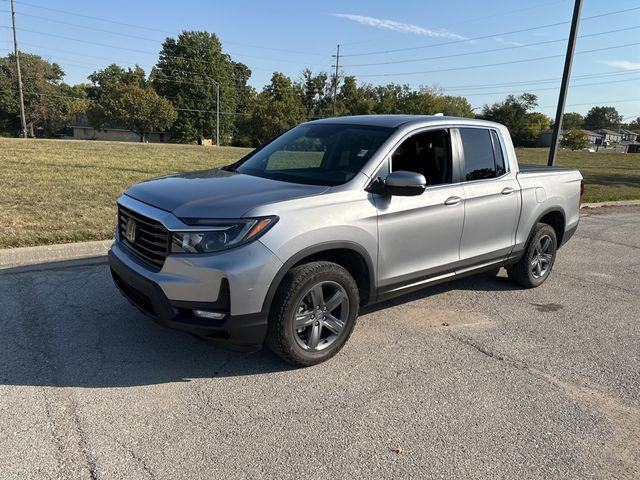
0, 52, 75, 136
435, 95, 475, 117
562, 112, 584, 130
300, 69, 330, 117
246, 72, 306, 145
336, 76, 375, 115
560, 128, 589, 151
230, 62, 257, 147
87, 65, 176, 142
625, 116, 640, 133
479, 93, 550, 146
583, 106, 622, 131
112, 84, 177, 142
152, 31, 249, 145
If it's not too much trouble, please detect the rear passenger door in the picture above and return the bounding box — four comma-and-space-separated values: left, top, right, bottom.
455, 127, 521, 270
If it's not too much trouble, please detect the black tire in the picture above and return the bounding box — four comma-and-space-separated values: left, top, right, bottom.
265, 261, 359, 367
507, 222, 557, 288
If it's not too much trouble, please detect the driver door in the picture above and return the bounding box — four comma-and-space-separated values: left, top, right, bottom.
373, 128, 465, 294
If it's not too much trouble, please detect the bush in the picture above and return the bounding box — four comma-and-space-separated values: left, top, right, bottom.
560, 128, 590, 151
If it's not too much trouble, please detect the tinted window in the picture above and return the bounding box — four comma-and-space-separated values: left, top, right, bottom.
236, 124, 392, 186
491, 130, 506, 176
460, 128, 496, 181
390, 129, 452, 185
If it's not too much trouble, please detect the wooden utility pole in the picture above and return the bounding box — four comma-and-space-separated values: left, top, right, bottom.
331, 44, 340, 117
10, 0, 28, 138
548, 0, 583, 166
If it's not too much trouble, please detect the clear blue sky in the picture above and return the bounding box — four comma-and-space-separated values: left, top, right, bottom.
1, 0, 639, 120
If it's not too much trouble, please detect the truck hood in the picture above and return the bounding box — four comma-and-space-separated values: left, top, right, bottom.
124, 168, 329, 219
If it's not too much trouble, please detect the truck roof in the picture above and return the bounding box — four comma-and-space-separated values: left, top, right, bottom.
308, 114, 503, 130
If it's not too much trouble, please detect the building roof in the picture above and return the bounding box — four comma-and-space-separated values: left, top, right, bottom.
596, 129, 621, 135
580, 129, 601, 136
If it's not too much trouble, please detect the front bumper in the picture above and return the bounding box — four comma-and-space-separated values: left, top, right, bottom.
108, 244, 277, 352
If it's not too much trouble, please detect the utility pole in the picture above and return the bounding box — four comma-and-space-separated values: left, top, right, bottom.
331, 44, 340, 117
10, 0, 28, 138
548, 0, 583, 166
215, 80, 220, 147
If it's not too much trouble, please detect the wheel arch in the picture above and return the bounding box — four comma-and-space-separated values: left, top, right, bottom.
262, 242, 375, 313
536, 208, 566, 247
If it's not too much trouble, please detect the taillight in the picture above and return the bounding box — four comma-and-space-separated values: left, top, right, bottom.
579, 180, 584, 205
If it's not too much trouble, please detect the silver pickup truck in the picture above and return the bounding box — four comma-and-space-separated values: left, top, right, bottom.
108, 115, 583, 366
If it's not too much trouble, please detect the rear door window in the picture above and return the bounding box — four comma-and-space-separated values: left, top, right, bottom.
460, 128, 506, 181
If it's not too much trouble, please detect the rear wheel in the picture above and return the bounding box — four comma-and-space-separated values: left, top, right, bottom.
266, 261, 359, 367
507, 223, 557, 288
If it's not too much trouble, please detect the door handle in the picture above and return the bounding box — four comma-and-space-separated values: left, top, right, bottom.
501, 187, 515, 195
444, 196, 463, 206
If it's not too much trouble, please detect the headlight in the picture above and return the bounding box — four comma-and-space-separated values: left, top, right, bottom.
170, 217, 277, 254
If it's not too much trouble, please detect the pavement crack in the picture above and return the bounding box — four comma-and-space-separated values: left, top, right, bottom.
554, 271, 638, 295
452, 335, 506, 361
126, 446, 155, 479
448, 332, 640, 478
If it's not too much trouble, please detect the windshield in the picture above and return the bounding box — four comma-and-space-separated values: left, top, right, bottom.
235, 123, 393, 186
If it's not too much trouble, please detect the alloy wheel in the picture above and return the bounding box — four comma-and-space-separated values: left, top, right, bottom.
293, 281, 350, 352
531, 234, 553, 279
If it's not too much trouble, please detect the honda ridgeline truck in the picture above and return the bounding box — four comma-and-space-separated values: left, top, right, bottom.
109, 115, 583, 366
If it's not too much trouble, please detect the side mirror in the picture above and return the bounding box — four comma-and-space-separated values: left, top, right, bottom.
383, 170, 426, 196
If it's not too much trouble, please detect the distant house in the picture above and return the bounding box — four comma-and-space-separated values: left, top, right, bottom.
620, 129, 639, 144
70, 114, 171, 143
538, 129, 603, 147
595, 129, 622, 144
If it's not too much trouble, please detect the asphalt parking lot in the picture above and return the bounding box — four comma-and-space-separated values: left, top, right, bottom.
1, 206, 638, 479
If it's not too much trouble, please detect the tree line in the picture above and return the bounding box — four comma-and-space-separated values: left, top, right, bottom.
0, 30, 638, 146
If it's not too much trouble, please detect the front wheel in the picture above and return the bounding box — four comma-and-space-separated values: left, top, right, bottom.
265, 261, 359, 367
507, 223, 557, 288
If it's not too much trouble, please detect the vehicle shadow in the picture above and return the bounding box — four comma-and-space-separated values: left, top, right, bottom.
361, 272, 518, 315
0, 263, 294, 388
0, 263, 515, 388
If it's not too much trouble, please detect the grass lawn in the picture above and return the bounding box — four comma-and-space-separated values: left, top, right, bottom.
516, 147, 640, 203
1, 138, 250, 248
1, 138, 638, 248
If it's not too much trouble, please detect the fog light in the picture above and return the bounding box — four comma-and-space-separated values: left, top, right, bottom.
193, 310, 226, 320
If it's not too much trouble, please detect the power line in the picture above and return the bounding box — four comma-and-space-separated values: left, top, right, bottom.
0, 86, 251, 115
341, 5, 640, 57
541, 98, 640, 109
341, 25, 640, 68
10, 27, 329, 69
456, 76, 640, 97
440, 69, 640, 91
10, 0, 327, 57
16, 41, 288, 74
355, 41, 640, 78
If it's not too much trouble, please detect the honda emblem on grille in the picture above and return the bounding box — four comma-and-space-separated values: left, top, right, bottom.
124, 218, 137, 243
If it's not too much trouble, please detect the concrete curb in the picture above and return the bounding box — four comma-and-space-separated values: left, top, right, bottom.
0, 240, 112, 272
581, 200, 640, 209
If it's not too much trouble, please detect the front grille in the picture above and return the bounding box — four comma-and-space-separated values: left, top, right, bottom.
118, 205, 170, 269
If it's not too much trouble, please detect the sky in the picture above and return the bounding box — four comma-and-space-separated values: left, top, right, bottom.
1, 0, 639, 120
